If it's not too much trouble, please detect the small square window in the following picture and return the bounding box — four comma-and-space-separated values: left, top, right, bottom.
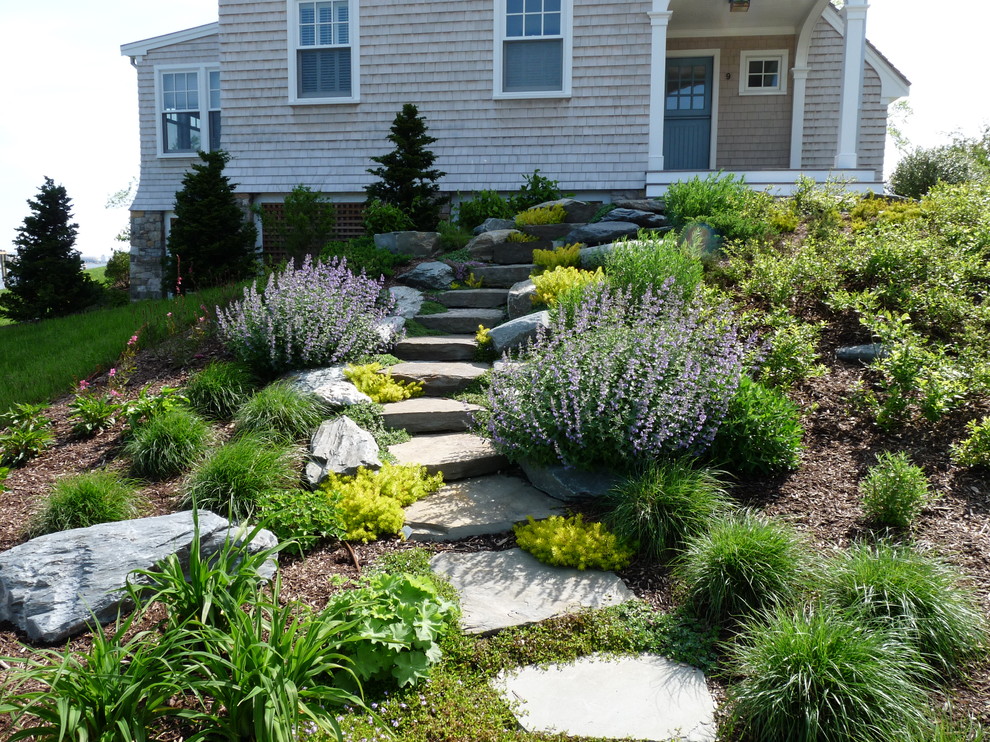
739, 50, 788, 95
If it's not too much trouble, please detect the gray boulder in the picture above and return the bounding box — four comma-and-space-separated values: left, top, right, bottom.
473, 218, 516, 235
579, 243, 614, 268
0, 511, 277, 643
507, 279, 538, 319
389, 286, 424, 318
565, 222, 640, 246
374, 231, 440, 258
375, 315, 406, 345
304, 416, 382, 487
284, 367, 372, 407
466, 229, 519, 261
532, 198, 600, 223
489, 311, 551, 354
520, 460, 621, 502
613, 198, 666, 215
400, 261, 455, 290
601, 208, 668, 229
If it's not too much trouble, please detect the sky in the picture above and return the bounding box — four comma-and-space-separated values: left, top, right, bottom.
0, 0, 987, 265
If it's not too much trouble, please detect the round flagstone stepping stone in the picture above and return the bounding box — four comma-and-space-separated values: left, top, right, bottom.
493, 654, 716, 742
404, 474, 565, 541
430, 548, 633, 634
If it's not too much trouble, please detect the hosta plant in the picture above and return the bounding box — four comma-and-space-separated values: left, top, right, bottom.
0, 403, 54, 467
68, 382, 120, 437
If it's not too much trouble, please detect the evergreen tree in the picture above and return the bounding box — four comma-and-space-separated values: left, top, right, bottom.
365, 104, 447, 231
0, 177, 100, 322
166, 150, 258, 293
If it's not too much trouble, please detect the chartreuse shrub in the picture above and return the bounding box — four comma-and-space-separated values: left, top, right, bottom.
532, 243, 581, 272
234, 380, 328, 443
706, 376, 803, 476
603, 460, 732, 562
183, 360, 257, 420
859, 451, 934, 527
28, 470, 143, 537
344, 362, 424, 404
321, 463, 443, 542
514, 203, 566, 226
531, 265, 604, 306
183, 434, 301, 520
952, 415, 990, 467
603, 232, 703, 303
125, 406, 211, 480
850, 196, 922, 232
823, 541, 987, 675
486, 282, 746, 469
728, 605, 931, 742
216, 256, 395, 377
675, 511, 820, 626
504, 231, 538, 243
514, 514, 634, 571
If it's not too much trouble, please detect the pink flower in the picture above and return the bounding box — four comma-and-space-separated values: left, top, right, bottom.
78, 380, 90, 391
127, 334, 138, 347
109, 389, 122, 398
166, 312, 172, 318
108, 368, 116, 378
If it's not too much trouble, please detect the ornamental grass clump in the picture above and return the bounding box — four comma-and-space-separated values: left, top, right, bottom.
233, 380, 329, 443
216, 256, 396, 377
183, 361, 257, 421
485, 282, 748, 469
125, 406, 212, 481
29, 470, 143, 537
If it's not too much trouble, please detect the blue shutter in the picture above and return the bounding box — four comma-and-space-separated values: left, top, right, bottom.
298, 48, 352, 98
504, 39, 562, 92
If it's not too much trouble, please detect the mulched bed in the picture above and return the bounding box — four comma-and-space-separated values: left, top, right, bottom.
2, 326, 989, 735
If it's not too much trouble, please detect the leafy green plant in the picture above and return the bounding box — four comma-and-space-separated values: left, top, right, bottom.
255, 184, 337, 261
664, 172, 750, 231
603, 460, 732, 561
68, 383, 120, 437
184, 361, 258, 420
859, 451, 933, 527
823, 541, 988, 675
0, 402, 54, 467
604, 233, 703, 303
344, 362, 424, 404
758, 313, 828, 388
952, 415, 990, 468
454, 190, 513, 231
514, 203, 566, 226
321, 235, 409, 278
706, 376, 803, 476
183, 434, 301, 520
675, 511, 819, 625
889, 145, 977, 200
122, 385, 189, 430
29, 470, 143, 538
790, 175, 857, 240
257, 487, 345, 553
234, 380, 328, 443
436, 220, 473, 251
532, 243, 581, 272
728, 605, 931, 742
124, 405, 211, 480
531, 266, 604, 306
514, 514, 635, 571
0, 466, 8, 492
362, 198, 415, 235
507, 169, 563, 214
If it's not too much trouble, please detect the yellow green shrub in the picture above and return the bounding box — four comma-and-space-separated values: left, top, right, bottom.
515, 204, 566, 226
850, 198, 923, 232
322, 463, 444, 542
531, 266, 604, 306
533, 243, 582, 272
505, 231, 539, 243
514, 514, 634, 571
344, 363, 424, 404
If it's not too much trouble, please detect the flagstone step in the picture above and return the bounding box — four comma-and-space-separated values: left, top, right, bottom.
389, 433, 508, 481
437, 288, 510, 309
380, 397, 481, 434
393, 335, 477, 362
387, 361, 489, 397
491, 241, 549, 265
414, 308, 505, 335
470, 264, 537, 288
404, 474, 565, 541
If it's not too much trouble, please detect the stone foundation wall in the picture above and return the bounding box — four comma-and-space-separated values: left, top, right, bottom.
129, 211, 165, 300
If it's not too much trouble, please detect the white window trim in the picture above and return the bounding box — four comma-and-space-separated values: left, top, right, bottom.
287, 0, 361, 105
493, 0, 573, 100
739, 49, 789, 96
154, 64, 221, 159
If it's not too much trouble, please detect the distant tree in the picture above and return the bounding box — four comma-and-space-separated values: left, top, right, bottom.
166, 150, 258, 293
365, 104, 447, 231
0, 177, 100, 322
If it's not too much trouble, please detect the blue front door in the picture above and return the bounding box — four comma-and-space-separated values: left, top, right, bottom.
663, 57, 713, 170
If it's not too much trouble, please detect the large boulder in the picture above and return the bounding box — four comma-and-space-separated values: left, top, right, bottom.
613, 198, 665, 215
600, 208, 668, 229
518, 223, 575, 241
565, 222, 640, 246
466, 229, 519, 261
284, 367, 372, 407
519, 460, 621, 502
507, 279, 538, 319
373, 231, 440, 258
473, 218, 516, 235
489, 311, 551, 354
579, 243, 615, 268
304, 416, 382, 487
399, 261, 455, 290
389, 285, 424, 318
532, 198, 600, 223
0, 511, 277, 643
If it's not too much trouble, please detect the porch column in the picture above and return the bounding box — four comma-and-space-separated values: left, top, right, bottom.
647, 0, 673, 172
789, 66, 810, 168
834, 0, 869, 169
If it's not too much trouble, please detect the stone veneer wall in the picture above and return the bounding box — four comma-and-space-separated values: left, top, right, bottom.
129, 211, 166, 300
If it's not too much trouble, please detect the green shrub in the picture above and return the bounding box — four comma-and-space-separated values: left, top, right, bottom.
321, 235, 408, 278
728, 605, 931, 742
437, 220, 473, 251
532, 243, 581, 272
103, 249, 131, 291
514, 203, 566, 226
604, 233, 703, 303
505, 231, 538, 243
344, 362, 424, 404
675, 511, 819, 625
850, 196, 923, 232
362, 198, 415, 235
706, 376, 803, 476
952, 415, 990, 467
603, 460, 732, 562
790, 175, 857, 240
859, 451, 933, 527
234, 380, 328, 443
0, 402, 54, 467
255, 184, 336, 262
758, 313, 828, 388
823, 541, 987, 674
455, 190, 513, 231
29, 470, 143, 537
890, 145, 977, 199
183, 434, 301, 520
514, 514, 635, 571
125, 406, 211, 480
507, 169, 563, 213
257, 488, 345, 553
0, 466, 8, 492
664, 172, 749, 230
531, 266, 604, 306
184, 361, 257, 420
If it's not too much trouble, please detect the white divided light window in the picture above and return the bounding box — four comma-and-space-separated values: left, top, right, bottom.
297, 0, 353, 99
500, 0, 569, 96
739, 50, 788, 95
160, 68, 221, 155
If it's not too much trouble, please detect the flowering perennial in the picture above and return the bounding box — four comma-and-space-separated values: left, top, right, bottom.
485, 281, 748, 469
216, 256, 396, 375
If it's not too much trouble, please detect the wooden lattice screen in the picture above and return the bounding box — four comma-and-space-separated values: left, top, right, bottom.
259, 201, 366, 264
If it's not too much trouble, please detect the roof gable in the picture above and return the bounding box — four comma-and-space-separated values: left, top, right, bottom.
121, 23, 219, 59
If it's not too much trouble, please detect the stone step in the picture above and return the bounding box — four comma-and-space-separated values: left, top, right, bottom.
438, 288, 509, 309
393, 335, 477, 362
404, 474, 565, 542
380, 397, 482, 434
470, 264, 536, 289
388, 361, 489, 396
389, 433, 509, 481
491, 240, 550, 265
414, 308, 505, 334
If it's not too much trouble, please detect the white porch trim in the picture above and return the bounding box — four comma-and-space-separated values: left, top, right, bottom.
645, 169, 882, 197
646, 0, 673, 172
835, 0, 869, 169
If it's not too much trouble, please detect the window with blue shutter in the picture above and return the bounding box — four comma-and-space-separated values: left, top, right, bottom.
500, 0, 568, 95
297, 0, 352, 98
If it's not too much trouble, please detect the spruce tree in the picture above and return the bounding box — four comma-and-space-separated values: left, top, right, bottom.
365, 104, 447, 231
166, 150, 258, 293
0, 177, 100, 322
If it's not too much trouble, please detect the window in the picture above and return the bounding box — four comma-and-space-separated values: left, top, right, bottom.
292, 0, 358, 102
159, 67, 221, 155
739, 50, 788, 95
496, 0, 571, 98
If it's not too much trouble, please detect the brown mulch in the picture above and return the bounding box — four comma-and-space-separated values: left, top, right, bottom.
2, 329, 990, 734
